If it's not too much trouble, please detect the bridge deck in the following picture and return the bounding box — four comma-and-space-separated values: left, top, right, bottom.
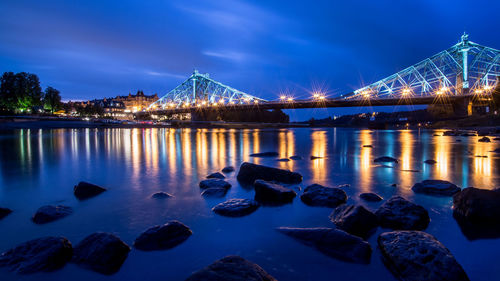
143, 95, 474, 116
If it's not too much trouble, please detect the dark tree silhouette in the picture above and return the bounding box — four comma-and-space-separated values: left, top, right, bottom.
43, 86, 62, 113
0, 72, 43, 112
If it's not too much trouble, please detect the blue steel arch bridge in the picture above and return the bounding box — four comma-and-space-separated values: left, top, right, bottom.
145, 34, 500, 117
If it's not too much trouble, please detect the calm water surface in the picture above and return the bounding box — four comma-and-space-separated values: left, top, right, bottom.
0, 128, 499, 281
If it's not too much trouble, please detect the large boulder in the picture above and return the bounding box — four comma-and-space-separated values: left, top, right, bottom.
32, 205, 73, 224
378, 231, 469, 281
0, 236, 72, 274
199, 179, 231, 190
452, 187, 500, 239
212, 199, 260, 217
186, 255, 277, 281
134, 221, 192, 251
201, 188, 228, 198
207, 172, 225, 179
74, 181, 107, 200
72, 232, 130, 275
374, 156, 398, 163
359, 192, 383, 202
236, 162, 302, 184
250, 152, 279, 157
276, 227, 371, 264
254, 180, 296, 204
478, 136, 491, 142
300, 184, 347, 208
0, 207, 12, 220
330, 205, 378, 239
412, 180, 461, 196
375, 196, 429, 230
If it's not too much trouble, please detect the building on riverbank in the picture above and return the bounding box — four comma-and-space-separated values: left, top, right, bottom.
114, 90, 159, 113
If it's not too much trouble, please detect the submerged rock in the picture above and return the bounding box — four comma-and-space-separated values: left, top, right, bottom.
276, 227, 371, 264
236, 162, 302, 184
424, 159, 437, 164
254, 180, 296, 204
330, 204, 378, 239
212, 199, 260, 217
207, 172, 225, 179
185, 255, 277, 281
478, 136, 491, 142
452, 187, 500, 240
375, 196, 429, 230
300, 184, 347, 208
276, 158, 290, 162
134, 221, 192, 251
310, 155, 323, 160
374, 156, 398, 163
378, 231, 469, 281
221, 166, 235, 173
151, 192, 173, 199
250, 152, 279, 157
362, 145, 373, 148
289, 155, 303, 160
201, 188, 228, 198
0, 207, 12, 220
32, 205, 73, 224
0, 236, 72, 274
359, 192, 383, 202
74, 181, 107, 200
73, 232, 130, 275
199, 179, 231, 190
412, 180, 461, 196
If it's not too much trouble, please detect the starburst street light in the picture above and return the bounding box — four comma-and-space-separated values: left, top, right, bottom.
280, 95, 286, 100
402, 88, 410, 96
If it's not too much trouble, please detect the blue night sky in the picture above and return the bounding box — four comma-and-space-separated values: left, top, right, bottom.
0, 0, 498, 120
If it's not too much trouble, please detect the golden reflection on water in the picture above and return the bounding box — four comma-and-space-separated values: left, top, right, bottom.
359, 130, 373, 192
472, 141, 492, 177
6, 128, 499, 190
434, 135, 450, 179
311, 130, 327, 181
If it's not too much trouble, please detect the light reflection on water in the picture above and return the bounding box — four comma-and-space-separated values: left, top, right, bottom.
0, 128, 499, 281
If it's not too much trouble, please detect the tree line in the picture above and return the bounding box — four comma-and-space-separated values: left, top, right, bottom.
0, 71, 62, 113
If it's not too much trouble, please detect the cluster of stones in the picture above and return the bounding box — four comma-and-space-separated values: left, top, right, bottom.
5, 149, 498, 280
0, 181, 194, 276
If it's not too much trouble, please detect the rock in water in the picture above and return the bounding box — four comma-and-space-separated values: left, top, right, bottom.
0, 237, 72, 274
359, 192, 383, 202
212, 199, 260, 217
310, 155, 323, 160
378, 231, 469, 281
330, 205, 378, 239
375, 196, 429, 230
221, 166, 235, 173
0, 207, 12, 220
199, 179, 231, 190
151, 192, 173, 199
32, 205, 73, 224
73, 232, 130, 275
300, 184, 347, 208
134, 221, 192, 251
74, 181, 107, 200
478, 136, 490, 142
276, 227, 371, 264
412, 180, 461, 196
236, 162, 302, 184
207, 172, 225, 179
424, 159, 437, 164
254, 180, 296, 204
249, 152, 279, 157
185, 255, 277, 281
276, 158, 290, 162
452, 187, 500, 239
374, 156, 398, 163
201, 188, 228, 198
289, 155, 303, 160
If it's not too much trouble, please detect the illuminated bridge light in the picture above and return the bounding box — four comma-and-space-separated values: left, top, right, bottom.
280, 95, 286, 100
287, 97, 294, 102
402, 88, 410, 95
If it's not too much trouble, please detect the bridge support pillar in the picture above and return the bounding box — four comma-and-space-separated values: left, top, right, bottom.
451, 96, 472, 118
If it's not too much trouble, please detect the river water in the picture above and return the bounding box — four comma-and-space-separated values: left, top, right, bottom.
0, 128, 499, 281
